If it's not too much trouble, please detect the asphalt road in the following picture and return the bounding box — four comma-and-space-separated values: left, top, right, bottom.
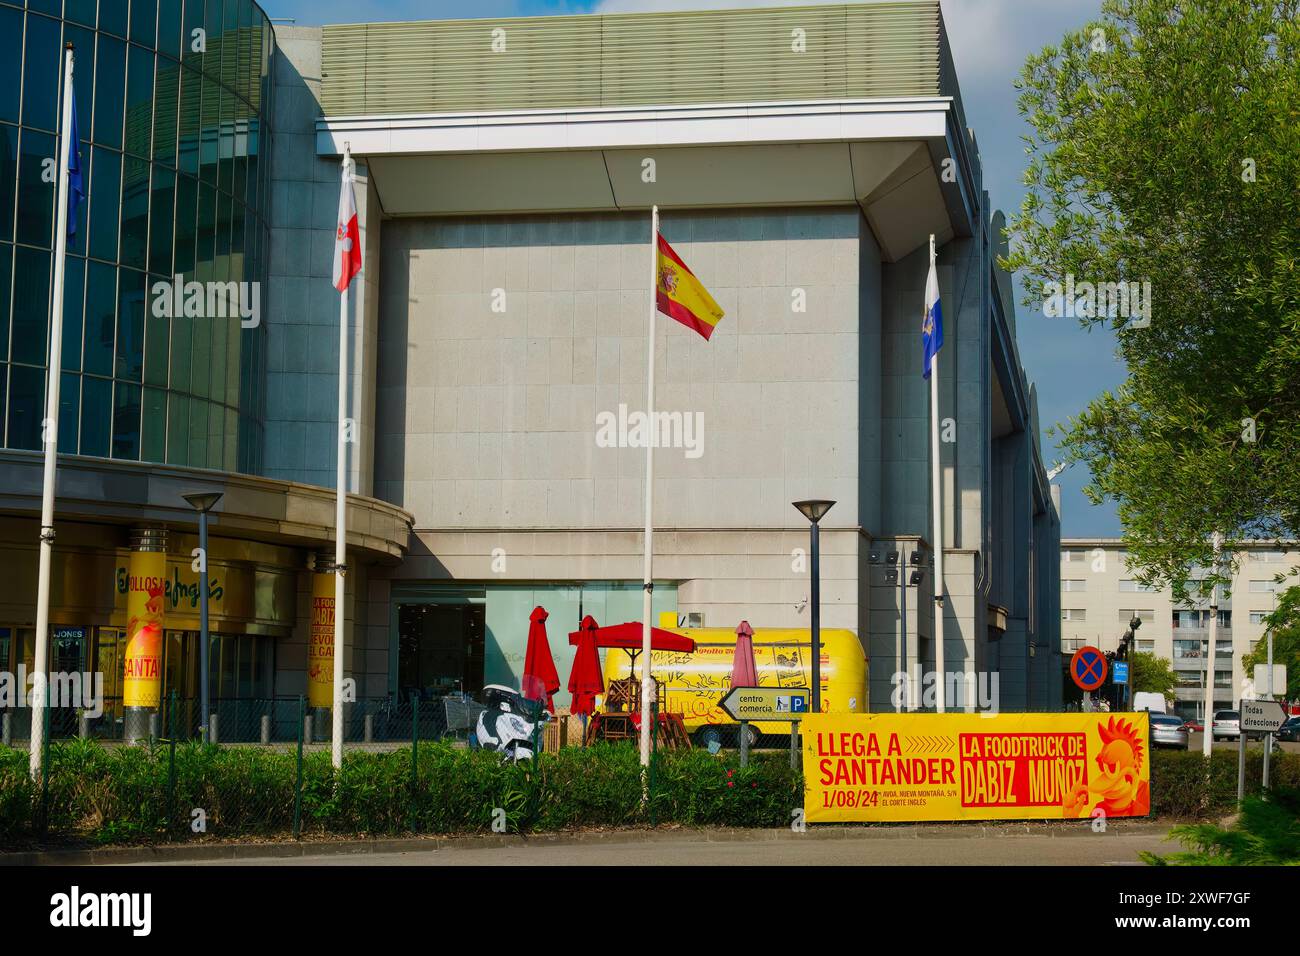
145, 827, 1178, 867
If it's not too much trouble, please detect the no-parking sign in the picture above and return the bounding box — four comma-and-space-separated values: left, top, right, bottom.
1071, 646, 1108, 692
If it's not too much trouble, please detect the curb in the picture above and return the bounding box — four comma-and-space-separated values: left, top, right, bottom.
1, 820, 1174, 865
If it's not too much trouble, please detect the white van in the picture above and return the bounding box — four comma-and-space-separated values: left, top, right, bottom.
1132, 692, 1167, 714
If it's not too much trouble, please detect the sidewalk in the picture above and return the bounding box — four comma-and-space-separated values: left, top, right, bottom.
1, 819, 1174, 866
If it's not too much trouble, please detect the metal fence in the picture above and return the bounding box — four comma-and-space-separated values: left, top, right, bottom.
0, 694, 489, 749
1, 693, 786, 846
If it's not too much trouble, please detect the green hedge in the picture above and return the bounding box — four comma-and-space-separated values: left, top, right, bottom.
2, 742, 1295, 847
0, 740, 801, 846
1149, 747, 1300, 818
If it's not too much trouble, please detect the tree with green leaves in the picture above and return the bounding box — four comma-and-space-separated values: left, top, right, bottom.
1242, 585, 1300, 700
1130, 651, 1179, 703
1004, 0, 1300, 592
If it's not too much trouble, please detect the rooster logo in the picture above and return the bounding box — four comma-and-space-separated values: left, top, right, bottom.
1063, 716, 1150, 817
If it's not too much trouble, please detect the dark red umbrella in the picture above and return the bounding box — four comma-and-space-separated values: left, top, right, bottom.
567, 618, 696, 653
567, 615, 696, 676
522, 605, 560, 714
567, 615, 604, 717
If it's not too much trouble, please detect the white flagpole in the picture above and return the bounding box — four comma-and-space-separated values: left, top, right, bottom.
30, 45, 75, 781
639, 205, 660, 769
332, 143, 352, 771
928, 234, 946, 714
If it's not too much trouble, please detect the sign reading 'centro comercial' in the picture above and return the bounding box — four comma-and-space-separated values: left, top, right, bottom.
719, 687, 809, 721
803, 713, 1152, 823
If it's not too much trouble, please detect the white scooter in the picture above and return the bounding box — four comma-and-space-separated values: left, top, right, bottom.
473, 684, 548, 761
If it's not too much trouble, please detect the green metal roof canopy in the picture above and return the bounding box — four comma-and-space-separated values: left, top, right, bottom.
320, 2, 951, 117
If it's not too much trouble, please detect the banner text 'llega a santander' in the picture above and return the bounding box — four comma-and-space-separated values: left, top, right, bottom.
803, 712, 1151, 823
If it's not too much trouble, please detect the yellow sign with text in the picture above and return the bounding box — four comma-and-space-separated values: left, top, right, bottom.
308, 572, 335, 709
123, 551, 166, 708
803, 712, 1151, 823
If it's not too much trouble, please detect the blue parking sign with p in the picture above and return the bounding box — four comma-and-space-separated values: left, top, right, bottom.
791, 695, 807, 713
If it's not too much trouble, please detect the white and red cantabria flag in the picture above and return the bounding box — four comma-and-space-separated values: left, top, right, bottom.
332, 161, 361, 291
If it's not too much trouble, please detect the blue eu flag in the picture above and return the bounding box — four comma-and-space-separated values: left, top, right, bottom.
65, 86, 84, 245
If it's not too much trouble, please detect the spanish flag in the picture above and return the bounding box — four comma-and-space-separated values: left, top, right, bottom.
656, 233, 724, 340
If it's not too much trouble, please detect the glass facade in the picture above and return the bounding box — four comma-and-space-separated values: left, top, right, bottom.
0, 0, 274, 473
391, 581, 681, 706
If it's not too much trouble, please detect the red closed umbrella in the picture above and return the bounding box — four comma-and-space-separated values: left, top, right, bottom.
522, 606, 561, 714
730, 620, 758, 688
567, 615, 605, 717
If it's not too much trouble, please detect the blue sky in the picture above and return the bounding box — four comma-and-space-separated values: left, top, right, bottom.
264, 0, 1126, 538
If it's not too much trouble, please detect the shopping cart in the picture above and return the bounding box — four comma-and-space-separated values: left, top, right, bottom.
441, 694, 487, 742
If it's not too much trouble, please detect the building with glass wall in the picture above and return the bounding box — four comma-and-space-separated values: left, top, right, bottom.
0, 1, 411, 741
2, 0, 273, 470
1, 2, 1063, 743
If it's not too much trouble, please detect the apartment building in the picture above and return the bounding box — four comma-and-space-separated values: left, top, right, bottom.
1059, 539, 1291, 720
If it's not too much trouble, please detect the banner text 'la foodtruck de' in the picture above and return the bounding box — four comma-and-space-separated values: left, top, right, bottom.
803, 713, 1151, 822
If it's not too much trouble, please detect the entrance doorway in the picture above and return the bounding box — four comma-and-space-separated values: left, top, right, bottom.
397, 604, 485, 702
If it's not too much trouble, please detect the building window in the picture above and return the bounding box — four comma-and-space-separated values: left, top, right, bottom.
1119, 579, 1159, 593
1250, 612, 1268, 626
1247, 550, 1283, 562
1061, 579, 1088, 592
1119, 609, 1155, 624
1249, 580, 1277, 593
1137, 640, 1155, 653
1061, 608, 1086, 622
1173, 609, 1230, 629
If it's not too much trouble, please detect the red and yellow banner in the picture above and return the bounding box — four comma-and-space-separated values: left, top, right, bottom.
308, 572, 335, 708
123, 551, 166, 708
656, 233, 724, 340
804, 712, 1151, 823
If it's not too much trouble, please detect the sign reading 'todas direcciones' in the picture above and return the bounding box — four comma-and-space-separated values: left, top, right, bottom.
1241, 699, 1286, 735
720, 686, 810, 722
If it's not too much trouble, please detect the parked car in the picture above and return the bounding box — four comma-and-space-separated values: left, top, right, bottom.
1278, 716, 1300, 743
1150, 713, 1191, 750
1211, 710, 1241, 742
1181, 718, 1204, 733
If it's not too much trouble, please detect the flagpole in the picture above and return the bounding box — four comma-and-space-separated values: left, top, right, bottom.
30, 44, 76, 781
332, 143, 352, 771
639, 205, 659, 770
928, 233, 946, 713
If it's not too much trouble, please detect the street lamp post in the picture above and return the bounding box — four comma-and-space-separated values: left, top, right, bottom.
793, 500, 835, 714
183, 492, 223, 742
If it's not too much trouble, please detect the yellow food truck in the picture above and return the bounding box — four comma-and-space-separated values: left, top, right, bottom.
600, 616, 868, 747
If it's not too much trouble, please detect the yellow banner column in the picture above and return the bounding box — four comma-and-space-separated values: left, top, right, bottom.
123, 529, 168, 745
308, 555, 337, 741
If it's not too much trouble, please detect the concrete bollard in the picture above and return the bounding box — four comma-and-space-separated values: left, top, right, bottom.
209, 713, 220, 745
364, 714, 374, 745
79, 714, 90, 740
304, 714, 313, 744
261, 714, 271, 745
2, 712, 11, 747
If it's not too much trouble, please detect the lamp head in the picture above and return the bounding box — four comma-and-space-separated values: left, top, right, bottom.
183, 492, 224, 513
792, 499, 836, 523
